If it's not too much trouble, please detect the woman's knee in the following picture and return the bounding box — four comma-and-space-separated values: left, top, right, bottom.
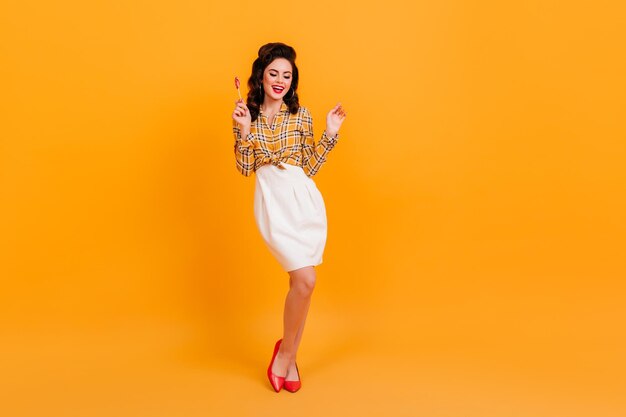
289, 267, 316, 297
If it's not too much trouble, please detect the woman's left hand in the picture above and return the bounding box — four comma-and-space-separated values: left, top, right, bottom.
325, 103, 347, 138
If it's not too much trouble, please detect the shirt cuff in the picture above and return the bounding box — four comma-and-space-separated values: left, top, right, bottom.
235, 132, 255, 149
322, 131, 339, 148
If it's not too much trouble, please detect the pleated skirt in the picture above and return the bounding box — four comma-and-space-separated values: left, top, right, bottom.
254, 163, 327, 272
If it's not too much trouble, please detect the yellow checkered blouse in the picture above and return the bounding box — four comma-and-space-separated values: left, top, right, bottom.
233, 102, 339, 177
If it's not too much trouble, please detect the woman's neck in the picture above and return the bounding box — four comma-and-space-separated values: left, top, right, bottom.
261, 97, 283, 115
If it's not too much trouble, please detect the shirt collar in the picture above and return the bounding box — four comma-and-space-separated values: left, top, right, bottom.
260, 101, 290, 114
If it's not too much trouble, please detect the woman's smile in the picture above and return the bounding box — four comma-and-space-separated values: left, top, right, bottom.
271, 85, 285, 94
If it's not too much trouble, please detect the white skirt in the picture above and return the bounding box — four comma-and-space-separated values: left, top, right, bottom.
254, 163, 327, 272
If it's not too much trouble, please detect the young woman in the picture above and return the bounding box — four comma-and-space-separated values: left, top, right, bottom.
231, 42, 346, 393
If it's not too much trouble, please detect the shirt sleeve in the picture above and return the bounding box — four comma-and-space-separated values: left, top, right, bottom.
300, 108, 339, 177
233, 119, 256, 177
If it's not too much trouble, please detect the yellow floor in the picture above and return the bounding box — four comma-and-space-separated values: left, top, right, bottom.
3, 300, 624, 417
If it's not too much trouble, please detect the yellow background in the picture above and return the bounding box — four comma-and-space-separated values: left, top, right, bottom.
1, 1, 625, 416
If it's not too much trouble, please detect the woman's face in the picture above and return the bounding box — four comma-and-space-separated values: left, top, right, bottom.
262, 58, 293, 101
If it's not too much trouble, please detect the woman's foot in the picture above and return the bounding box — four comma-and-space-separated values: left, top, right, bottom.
285, 361, 299, 381
271, 351, 291, 379
284, 361, 302, 393
267, 340, 286, 392
268, 341, 300, 392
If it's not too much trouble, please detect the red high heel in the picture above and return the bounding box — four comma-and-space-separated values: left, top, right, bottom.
283, 362, 302, 393
267, 339, 285, 392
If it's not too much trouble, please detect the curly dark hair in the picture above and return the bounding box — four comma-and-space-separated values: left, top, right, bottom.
246, 42, 300, 122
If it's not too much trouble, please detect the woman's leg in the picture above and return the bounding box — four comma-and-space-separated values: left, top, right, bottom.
271, 266, 316, 377
284, 295, 310, 381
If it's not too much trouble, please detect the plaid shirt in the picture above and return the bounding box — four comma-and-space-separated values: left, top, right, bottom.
233, 102, 339, 177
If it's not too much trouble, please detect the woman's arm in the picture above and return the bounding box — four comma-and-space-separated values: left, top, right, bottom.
233, 121, 255, 177
301, 104, 346, 177
232, 99, 255, 177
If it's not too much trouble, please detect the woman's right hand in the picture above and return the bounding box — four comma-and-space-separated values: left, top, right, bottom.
232, 99, 251, 130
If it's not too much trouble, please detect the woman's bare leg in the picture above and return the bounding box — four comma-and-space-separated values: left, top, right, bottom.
271, 266, 316, 377
285, 283, 311, 381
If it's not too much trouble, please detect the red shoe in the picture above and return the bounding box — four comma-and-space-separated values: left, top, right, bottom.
267, 339, 285, 392
283, 362, 302, 393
